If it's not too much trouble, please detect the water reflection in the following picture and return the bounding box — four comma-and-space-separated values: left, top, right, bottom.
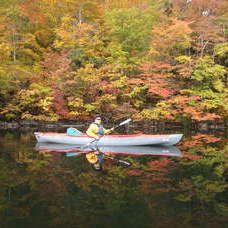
0, 131, 227, 227
35, 143, 182, 156
36, 143, 182, 172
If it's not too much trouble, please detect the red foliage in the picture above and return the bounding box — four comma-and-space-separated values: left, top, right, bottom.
139, 62, 175, 98
163, 113, 176, 120
182, 152, 202, 160
192, 134, 221, 143
127, 78, 144, 85
148, 87, 172, 98
52, 88, 70, 119
192, 113, 221, 121
102, 87, 119, 94
168, 95, 221, 121
0, 23, 6, 30
181, 134, 221, 148
99, 80, 119, 94
99, 80, 109, 87
149, 176, 170, 182
183, 106, 202, 116
181, 139, 202, 148
19, 0, 46, 24
41, 51, 71, 77
155, 188, 176, 193
177, 96, 201, 105
127, 170, 144, 176
147, 158, 173, 171
80, 116, 92, 121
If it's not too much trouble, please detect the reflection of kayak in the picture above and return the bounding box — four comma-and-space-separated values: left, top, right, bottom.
35, 143, 182, 157
34, 132, 183, 146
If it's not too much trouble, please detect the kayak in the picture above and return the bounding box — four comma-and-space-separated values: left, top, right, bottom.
34, 132, 183, 146
35, 143, 182, 157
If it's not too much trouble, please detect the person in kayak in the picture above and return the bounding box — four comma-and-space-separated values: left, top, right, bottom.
86, 116, 114, 140
85, 150, 131, 171
86, 151, 105, 171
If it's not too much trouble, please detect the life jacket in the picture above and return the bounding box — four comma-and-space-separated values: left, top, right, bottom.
86, 152, 98, 164
86, 152, 105, 164
86, 122, 109, 138
94, 123, 104, 135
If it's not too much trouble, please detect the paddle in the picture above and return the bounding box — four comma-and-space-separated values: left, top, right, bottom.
65, 151, 131, 167
105, 156, 132, 167
112, 118, 132, 130
82, 118, 132, 149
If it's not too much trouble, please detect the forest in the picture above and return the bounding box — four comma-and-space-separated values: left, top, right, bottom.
0, 0, 227, 124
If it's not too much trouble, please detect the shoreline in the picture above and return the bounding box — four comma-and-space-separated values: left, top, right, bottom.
0, 119, 226, 133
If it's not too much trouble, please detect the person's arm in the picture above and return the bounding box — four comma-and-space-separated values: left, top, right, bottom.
103, 127, 114, 134
86, 124, 99, 138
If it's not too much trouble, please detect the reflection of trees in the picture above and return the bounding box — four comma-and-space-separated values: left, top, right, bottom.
127, 134, 228, 227
0, 132, 227, 227
173, 135, 228, 225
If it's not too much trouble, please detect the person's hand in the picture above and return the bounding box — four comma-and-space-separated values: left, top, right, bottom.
95, 135, 100, 140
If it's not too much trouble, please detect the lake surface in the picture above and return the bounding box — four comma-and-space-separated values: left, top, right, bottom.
0, 127, 227, 228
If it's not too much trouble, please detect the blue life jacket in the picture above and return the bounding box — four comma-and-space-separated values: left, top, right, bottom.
94, 123, 104, 135
97, 153, 105, 163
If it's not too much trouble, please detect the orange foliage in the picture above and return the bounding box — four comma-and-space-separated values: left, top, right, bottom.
181, 134, 221, 149
127, 170, 144, 176
127, 78, 144, 85
147, 158, 173, 171
140, 62, 175, 98
148, 87, 171, 98
19, 0, 47, 24
182, 152, 202, 160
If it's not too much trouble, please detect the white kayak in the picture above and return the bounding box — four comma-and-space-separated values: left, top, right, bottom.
35, 143, 182, 157
34, 132, 183, 146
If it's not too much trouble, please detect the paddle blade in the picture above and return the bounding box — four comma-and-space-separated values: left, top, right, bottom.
119, 118, 132, 126
65, 152, 79, 157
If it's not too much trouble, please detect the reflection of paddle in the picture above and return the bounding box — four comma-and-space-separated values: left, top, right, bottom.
106, 156, 132, 167
83, 118, 132, 149
66, 151, 131, 167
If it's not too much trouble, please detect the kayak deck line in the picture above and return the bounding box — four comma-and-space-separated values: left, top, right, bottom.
34, 132, 175, 138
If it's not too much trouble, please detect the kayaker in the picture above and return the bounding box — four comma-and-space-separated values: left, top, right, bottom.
85, 151, 105, 171
85, 151, 131, 171
86, 116, 114, 140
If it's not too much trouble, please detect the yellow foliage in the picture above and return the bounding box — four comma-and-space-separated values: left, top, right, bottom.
111, 76, 127, 88
0, 42, 10, 61
69, 111, 80, 116
98, 94, 116, 103
151, 18, 192, 57
21, 112, 58, 121
141, 101, 172, 120
175, 55, 192, 64
37, 97, 54, 111
84, 104, 96, 112
75, 64, 100, 83
68, 97, 84, 108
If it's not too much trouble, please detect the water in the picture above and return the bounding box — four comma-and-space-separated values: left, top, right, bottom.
0, 128, 227, 228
